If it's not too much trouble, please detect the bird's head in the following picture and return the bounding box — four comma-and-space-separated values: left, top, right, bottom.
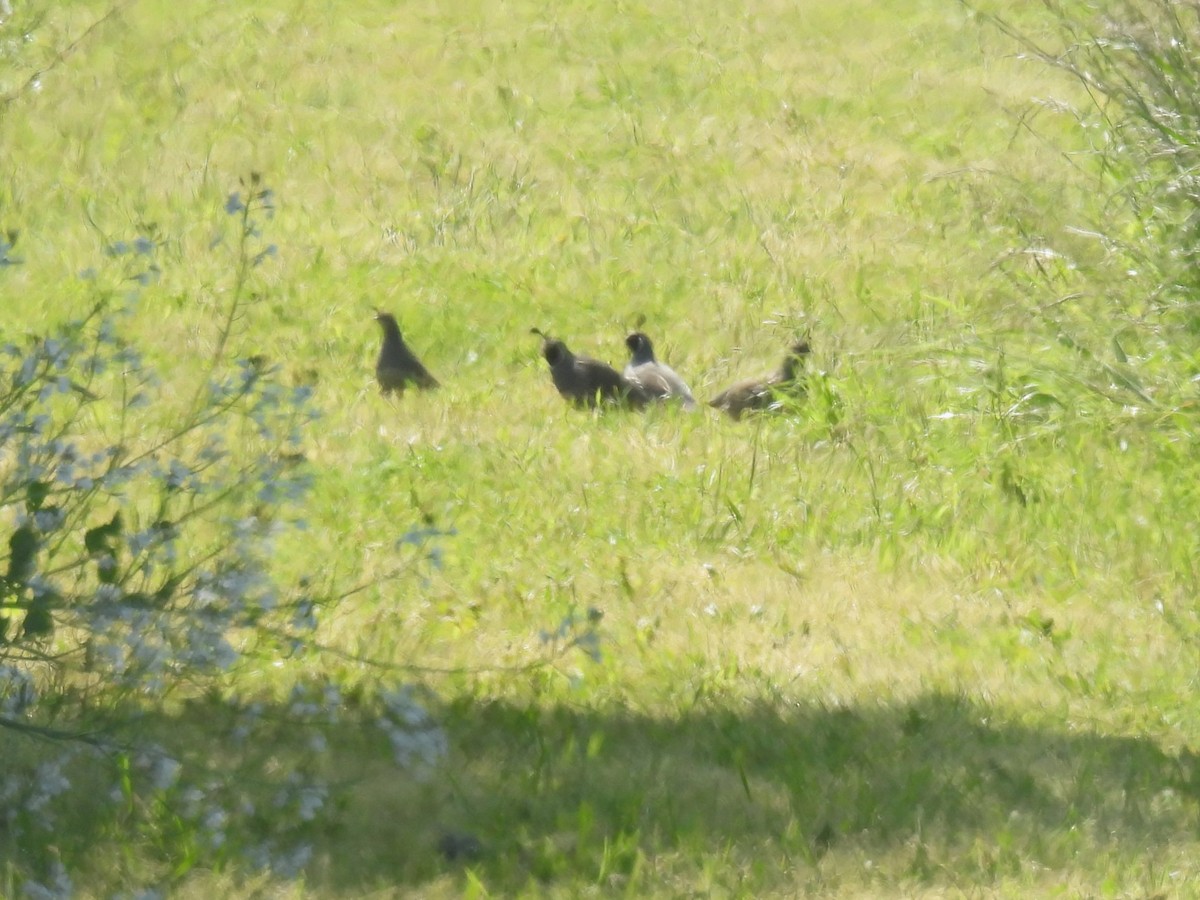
780, 340, 812, 380
542, 339, 570, 367
531, 327, 570, 366
625, 331, 655, 363
374, 310, 401, 333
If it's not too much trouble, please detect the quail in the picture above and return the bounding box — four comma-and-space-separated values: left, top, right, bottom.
623, 331, 697, 410
374, 310, 439, 395
709, 340, 811, 420
436, 829, 485, 862
531, 328, 647, 408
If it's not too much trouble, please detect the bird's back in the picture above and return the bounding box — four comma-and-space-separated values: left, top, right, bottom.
709, 377, 771, 419
625, 359, 696, 409
557, 353, 642, 407
375, 315, 439, 394
710, 344, 809, 419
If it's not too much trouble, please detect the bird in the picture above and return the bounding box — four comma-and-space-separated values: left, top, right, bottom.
436, 829, 485, 862
373, 310, 439, 395
531, 328, 647, 408
708, 340, 811, 420
623, 331, 697, 410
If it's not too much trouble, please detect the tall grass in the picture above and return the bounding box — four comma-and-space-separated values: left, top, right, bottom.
4, 0, 1200, 895
982, 0, 1200, 379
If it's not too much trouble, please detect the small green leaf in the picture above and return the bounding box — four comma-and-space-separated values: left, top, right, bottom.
725, 499, 743, 524
26, 481, 51, 511
22, 598, 53, 639
84, 511, 123, 555
1020, 391, 1064, 410
1103, 364, 1152, 404
154, 575, 183, 604
97, 557, 119, 585
6, 525, 38, 584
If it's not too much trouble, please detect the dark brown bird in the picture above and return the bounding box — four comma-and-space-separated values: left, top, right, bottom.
709, 340, 811, 420
623, 331, 697, 410
374, 310, 439, 395
532, 328, 647, 408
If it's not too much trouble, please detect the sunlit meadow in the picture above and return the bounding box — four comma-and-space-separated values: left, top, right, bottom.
3, 0, 1199, 895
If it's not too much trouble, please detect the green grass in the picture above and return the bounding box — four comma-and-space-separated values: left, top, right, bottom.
5, 0, 1200, 895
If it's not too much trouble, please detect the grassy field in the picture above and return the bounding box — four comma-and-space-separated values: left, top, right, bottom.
4, 0, 1200, 895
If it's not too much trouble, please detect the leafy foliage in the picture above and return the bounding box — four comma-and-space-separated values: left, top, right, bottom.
981, 0, 1200, 366
0, 184, 458, 893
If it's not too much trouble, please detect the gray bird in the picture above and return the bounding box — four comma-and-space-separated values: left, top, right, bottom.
709, 340, 811, 420
623, 331, 697, 410
374, 310, 439, 395
532, 328, 647, 408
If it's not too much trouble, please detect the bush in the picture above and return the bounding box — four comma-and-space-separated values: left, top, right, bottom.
0, 183, 452, 893
944, 0, 1200, 452
987, 1, 1200, 328
0, 176, 604, 894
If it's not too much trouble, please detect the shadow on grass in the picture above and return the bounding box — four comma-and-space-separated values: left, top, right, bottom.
17, 687, 1189, 891
309, 690, 1200, 892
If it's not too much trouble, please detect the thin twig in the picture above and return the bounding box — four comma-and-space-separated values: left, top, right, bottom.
0, 2, 135, 111
0, 714, 119, 749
